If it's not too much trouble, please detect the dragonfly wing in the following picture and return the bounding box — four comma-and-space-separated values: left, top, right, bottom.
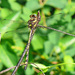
1, 25, 30, 41
37, 13, 75, 37
35, 23, 75, 37
0, 19, 28, 34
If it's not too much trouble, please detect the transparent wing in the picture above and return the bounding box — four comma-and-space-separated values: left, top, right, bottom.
1, 25, 30, 41
0, 19, 28, 31
0, 19, 29, 40
36, 13, 75, 37
0, 13, 75, 39
0, 13, 66, 33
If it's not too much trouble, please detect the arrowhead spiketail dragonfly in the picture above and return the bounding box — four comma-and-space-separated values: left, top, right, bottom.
0, 11, 75, 75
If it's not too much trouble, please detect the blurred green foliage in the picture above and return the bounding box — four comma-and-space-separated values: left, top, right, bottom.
0, 0, 75, 75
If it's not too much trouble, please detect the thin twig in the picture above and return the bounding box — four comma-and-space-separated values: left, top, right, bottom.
11, 28, 35, 75
0, 63, 45, 75
11, 11, 41, 75
31, 63, 45, 75
0, 63, 25, 74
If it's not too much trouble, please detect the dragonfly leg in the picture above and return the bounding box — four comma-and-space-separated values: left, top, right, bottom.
24, 49, 29, 70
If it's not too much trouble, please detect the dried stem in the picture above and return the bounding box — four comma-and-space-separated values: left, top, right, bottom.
0, 63, 45, 75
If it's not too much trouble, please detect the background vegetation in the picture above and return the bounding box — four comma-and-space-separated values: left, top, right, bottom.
0, 0, 75, 75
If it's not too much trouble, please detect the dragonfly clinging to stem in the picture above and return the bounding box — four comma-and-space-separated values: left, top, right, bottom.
11, 11, 75, 75
0, 11, 75, 38
11, 11, 41, 75
0, 11, 75, 75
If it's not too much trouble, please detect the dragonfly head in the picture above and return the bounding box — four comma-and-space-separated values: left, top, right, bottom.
30, 14, 37, 18
28, 11, 41, 29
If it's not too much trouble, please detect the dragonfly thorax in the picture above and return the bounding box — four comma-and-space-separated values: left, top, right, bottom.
28, 11, 41, 29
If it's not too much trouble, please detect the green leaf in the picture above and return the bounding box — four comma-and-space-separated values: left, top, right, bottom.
8, 0, 16, 2
31, 63, 47, 69
64, 55, 74, 71
60, 36, 75, 47
12, 33, 25, 55
26, 66, 34, 75
46, 0, 67, 9
0, 45, 18, 68
31, 34, 44, 50
0, 12, 21, 37
8, 0, 21, 11
21, 7, 32, 22
48, 31, 60, 45
0, 62, 3, 71
26, 0, 42, 11
31, 63, 48, 73
1, 8, 11, 18
60, 48, 75, 59
10, 2, 21, 11
44, 40, 54, 54
43, 6, 51, 16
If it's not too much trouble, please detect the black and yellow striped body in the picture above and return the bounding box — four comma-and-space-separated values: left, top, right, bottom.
24, 28, 36, 70
24, 12, 41, 69
12, 11, 41, 75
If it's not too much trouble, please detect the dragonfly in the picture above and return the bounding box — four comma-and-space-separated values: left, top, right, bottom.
0, 12, 75, 38
11, 11, 41, 75
0, 11, 75, 75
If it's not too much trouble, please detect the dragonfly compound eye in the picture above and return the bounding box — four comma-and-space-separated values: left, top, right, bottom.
30, 14, 37, 18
